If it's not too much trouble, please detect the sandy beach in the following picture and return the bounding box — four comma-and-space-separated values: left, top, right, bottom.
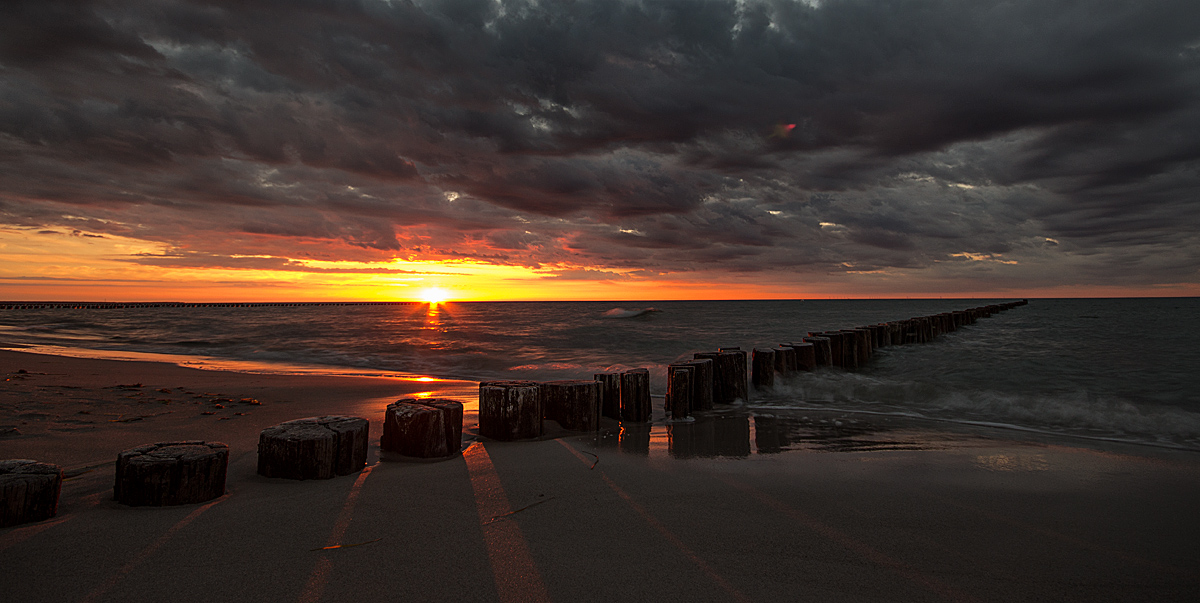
2, 348, 1198, 602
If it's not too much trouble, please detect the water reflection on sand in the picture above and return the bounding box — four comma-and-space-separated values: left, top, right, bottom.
585, 408, 955, 460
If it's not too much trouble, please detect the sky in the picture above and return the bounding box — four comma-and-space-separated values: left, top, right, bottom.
2, 0, 1199, 302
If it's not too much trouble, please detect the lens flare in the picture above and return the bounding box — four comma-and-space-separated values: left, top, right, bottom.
421, 287, 450, 304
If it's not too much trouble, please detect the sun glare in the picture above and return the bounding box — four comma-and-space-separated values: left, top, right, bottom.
421, 287, 450, 304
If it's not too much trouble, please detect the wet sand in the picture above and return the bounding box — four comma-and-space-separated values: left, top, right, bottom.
2, 349, 1198, 602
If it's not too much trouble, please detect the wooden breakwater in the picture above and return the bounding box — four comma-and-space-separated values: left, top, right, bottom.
476, 300, 1029, 438
2, 300, 1026, 526
1, 298, 1027, 440
0, 301, 422, 310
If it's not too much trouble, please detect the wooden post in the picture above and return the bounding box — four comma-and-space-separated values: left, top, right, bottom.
479, 380, 542, 440
851, 328, 872, 365
1, 460, 62, 527
683, 358, 714, 411
835, 331, 859, 369
717, 348, 749, 402
541, 380, 601, 431
257, 416, 369, 479
666, 365, 693, 420
620, 368, 651, 422
594, 372, 622, 420
419, 399, 463, 453
117, 441, 229, 505
752, 348, 775, 390
692, 352, 722, 402
773, 345, 796, 375
819, 332, 845, 367
381, 399, 464, 458
789, 342, 817, 371
803, 336, 832, 366
874, 324, 888, 347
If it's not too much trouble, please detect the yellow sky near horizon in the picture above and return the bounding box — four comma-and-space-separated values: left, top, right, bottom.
3, 228, 1197, 302
0, 227, 779, 302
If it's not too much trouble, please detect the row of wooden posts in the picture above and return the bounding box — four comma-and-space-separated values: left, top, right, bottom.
1, 398, 467, 525
2, 300, 1026, 525
477, 300, 1028, 440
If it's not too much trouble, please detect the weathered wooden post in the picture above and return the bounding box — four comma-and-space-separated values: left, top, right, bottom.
117, 441, 229, 505
258, 416, 369, 479
934, 313, 950, 335
666, 365, 693, 420
594, 371, 622, 420
752, 348, 775, 390
818, 332, 845, 368
1, 460, 62, 527
717, 349, 748, 402
693, 352, 723, 401
773, 345, 796, 375
835, 331, 859, 369
905, 318, 922, 343
620, 368, 652, 422
853, 329, 867, 365
803, 336, 832, 366
695, 350, 746, 404
683, 358, 714, 411
479, 380, 542, 440
913, 316, 926, 341
871, 324, 888, 347
852, 328, 872, 365
789, 342, 817, 371
381, 399, 464, 458
541, 380, 601, 431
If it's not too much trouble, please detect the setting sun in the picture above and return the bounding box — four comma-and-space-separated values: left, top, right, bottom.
420, 287, 450, 304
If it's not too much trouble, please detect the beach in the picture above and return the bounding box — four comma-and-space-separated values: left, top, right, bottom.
2, 348, 1199, 602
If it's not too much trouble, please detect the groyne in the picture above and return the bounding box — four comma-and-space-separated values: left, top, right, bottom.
476, 300, 1030, 438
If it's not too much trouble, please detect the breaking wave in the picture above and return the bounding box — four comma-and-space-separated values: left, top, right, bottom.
601, 307, 660, 318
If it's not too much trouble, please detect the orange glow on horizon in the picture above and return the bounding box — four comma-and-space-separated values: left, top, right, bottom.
2, 227, 1198, 302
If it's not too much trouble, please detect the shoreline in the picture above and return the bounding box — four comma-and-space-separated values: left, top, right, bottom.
6, 343, 1197, 457
4, 348, 1199, 601
4, 346, 1198, 465
0, 348, 480, 471
0, 342, 464, 382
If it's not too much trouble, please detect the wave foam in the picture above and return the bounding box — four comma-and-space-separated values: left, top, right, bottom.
601, 307, 660, 318
764, 371, 1200, 450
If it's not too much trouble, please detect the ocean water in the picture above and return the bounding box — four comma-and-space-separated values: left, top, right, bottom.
1, 298, 1197, 450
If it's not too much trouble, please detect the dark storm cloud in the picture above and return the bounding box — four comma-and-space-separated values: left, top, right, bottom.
125, 250, 461, 273
1, 0, 1198, 288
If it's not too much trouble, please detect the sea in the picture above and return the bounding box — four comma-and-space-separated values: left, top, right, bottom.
1, 298, 1197, 451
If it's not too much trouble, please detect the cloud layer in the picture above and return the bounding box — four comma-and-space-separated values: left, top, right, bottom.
2, 0, 1198, 293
